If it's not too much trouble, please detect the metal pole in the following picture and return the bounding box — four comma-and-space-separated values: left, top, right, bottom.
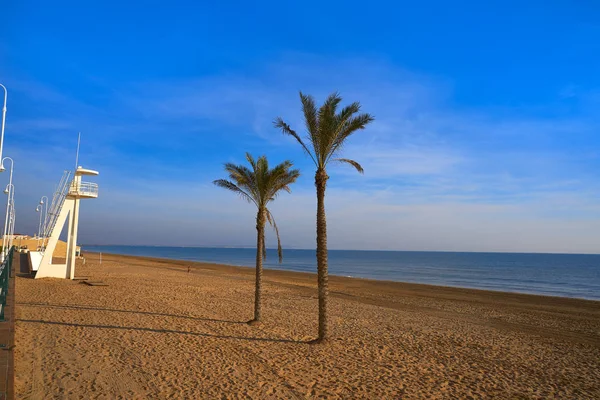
1, 157, 13, 260
9, 208, 13, 248
8, 202, 15, 251
6, 190, 14, 252
75, 132, 81, 172
9, 188, 14, 250
36, 205, 42, 249
40, 196, 48, 241
1, 187, 8, 259
0, 84, 7, 164
37, 207, 42, 237
44, 200, 48, 237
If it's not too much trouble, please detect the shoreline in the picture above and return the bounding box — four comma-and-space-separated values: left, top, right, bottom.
85, 250, 600, 304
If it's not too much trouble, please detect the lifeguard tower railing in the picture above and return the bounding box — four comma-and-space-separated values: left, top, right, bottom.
69, 181, 99, 198
39, 171, 72, 250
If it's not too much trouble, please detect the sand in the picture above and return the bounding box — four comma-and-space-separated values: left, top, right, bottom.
14, 253, 600, 399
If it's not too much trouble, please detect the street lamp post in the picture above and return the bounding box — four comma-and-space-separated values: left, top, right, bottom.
8, 201, 15, 251
39, 195, 48, 240
2, 183, 13, 259
1, 157, 14, 260
36, 205, 42, 248
0, 84, 6, 163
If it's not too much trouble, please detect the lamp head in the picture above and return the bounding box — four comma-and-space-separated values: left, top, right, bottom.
40, 199, 44, 205
3, 188, 8, 195
0, 164, 4, 173
36, 205, 41, 212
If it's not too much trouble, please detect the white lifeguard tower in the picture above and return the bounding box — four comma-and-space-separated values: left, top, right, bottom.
32, 166, 99, 279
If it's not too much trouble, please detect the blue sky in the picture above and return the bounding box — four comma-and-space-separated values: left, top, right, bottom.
1, 1, 599, 253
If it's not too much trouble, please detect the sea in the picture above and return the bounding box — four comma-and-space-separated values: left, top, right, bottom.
82, 246, 600, 301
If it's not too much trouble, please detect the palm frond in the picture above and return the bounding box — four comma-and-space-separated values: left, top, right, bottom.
300, 91, 318, 141
316, 92, 343, 165
332, 158, 364, 174
266, 209, 283, 263
273, 117, 317, 166
254, 156, 270, 207
327, 113, 375, 164
300, 91, 323, 165
223, 163, 259, 202
262, 217, 267, 260
212, 179, 258, 205
337, 102, 361, 123
264, 162, 300, 200
245, 152, 257, 171
224, 163, 253, 185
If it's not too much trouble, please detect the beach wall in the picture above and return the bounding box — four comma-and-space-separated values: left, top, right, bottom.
11, 239, 68, 258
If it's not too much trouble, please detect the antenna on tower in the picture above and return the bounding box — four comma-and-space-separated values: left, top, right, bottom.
74, 132, 81, 172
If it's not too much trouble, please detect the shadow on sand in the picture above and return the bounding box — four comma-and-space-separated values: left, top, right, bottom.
17, 302, 248, 325
17, 302, 311, 344
17, 318, 307, 344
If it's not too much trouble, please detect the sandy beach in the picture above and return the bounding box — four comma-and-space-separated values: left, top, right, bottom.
14, 253, 600, 399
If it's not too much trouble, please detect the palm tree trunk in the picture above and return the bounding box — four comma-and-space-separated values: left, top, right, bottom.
315, 168, 329, 342
253, 208, 266, 322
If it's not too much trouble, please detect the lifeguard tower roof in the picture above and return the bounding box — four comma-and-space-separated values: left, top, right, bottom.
75, 166, 99, 176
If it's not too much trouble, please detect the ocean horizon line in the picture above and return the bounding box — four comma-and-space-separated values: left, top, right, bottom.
81, 244, 600, 257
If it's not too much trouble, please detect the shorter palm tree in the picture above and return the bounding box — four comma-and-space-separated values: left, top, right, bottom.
214, 153, 300, 323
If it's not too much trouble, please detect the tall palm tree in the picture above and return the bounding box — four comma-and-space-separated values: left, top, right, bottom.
214, 153, 300, 323
274, 92, 374, 342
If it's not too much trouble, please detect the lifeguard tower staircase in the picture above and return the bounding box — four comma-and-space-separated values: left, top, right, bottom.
33, 166, 99, 279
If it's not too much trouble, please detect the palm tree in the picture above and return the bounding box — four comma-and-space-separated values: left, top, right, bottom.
214, 153, 300, 323
274, 92, 374, 342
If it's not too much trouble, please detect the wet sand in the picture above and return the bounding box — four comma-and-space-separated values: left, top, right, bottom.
14, 252, 600, 399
